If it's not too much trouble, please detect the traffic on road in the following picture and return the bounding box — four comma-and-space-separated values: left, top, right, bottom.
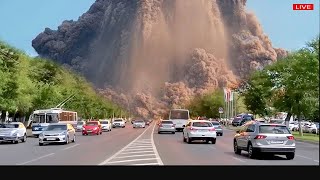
0, 109, 318, 165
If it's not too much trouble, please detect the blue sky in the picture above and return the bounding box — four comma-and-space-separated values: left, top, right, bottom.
0, 0, 319, 56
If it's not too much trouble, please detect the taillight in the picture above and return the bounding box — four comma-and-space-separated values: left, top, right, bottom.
287, 136, 294, 140
254, 135, 267, 139
209, 128, 215, 131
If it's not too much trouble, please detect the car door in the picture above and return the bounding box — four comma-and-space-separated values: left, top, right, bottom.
183, 122, 192, 138
237, 125, 248, 148
243, 124, 255, 147
67, 124, 74, 140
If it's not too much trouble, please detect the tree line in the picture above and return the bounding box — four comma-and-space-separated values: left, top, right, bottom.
0, 41, 125, 122
240, 36, 319, 135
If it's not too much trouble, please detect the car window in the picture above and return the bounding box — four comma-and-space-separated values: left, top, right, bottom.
86, 122, 98, 126
161, 121, 173, 124
259, 125, 290, 134
0, 124, 19, 128
211, 122, 220, 126
101, 121, 108, 124
114, 119, 122, 122
46, 125, 67, 131
192, 122, 213, 127
246, 124, 255, 132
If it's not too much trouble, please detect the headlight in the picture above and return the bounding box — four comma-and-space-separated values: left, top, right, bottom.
82, 127, 85, 130
12, 132, 17, 136
94, 127, 98, 130
59, 132, 67, 136
39, 133, 44, 137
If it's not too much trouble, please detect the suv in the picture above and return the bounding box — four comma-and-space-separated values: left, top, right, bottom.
112, 119, 125, 128
233, 121, 295, 160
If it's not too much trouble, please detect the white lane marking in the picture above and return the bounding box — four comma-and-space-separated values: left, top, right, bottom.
16, 153, 55, 165
126, 145, 153, 148
99, 125, 151, 165
132, 163, 159, 165
107, 158, 158, 164
123, 147, 154, 151
119, 150, 154, 155
62, 144, 80, 151
151, 124, 164, 165
209, 146, 216, 150
114, 154, 156, 159
232, 157, 246, 163
296, 154, 313, 160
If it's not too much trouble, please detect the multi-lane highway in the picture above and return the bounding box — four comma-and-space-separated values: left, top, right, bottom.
0, 123, 318, 165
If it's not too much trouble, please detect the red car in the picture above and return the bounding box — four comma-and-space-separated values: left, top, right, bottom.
82, 121, 102, 135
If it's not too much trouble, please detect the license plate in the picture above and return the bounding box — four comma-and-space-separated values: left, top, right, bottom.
198, 130, 208, 132
270, 140, 283, 144
87, 130, 92, 132
47, 138, 56, 141
164, 125, 172, 128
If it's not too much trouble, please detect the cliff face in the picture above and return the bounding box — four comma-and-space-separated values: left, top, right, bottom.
32, 0, 287, 118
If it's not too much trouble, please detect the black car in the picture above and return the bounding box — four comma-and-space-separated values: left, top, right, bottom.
232, 115, 254, 126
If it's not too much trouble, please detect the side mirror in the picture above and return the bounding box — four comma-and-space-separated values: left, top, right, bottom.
236, 130, 240, 133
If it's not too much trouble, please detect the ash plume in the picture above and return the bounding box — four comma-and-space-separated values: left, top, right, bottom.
32, 0, 288, 118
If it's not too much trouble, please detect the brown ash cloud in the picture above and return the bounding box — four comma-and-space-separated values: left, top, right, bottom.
32, 0, 288, 118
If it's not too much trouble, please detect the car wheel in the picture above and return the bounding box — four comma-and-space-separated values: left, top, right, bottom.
220, 133, 223, 136
186, 135, 192, 144
172, 132, 175, 134
39, 142, 44, 146
158, 131, 161, 134
65, 136, 69, 144
72, 135, 76, 143
100, 131, 102, 135
12, 140, 18, 144
233, 140, 241, 155
247, 143, 257, 159
286, 152, 295, 160
143, 126, 145, 128
183, 133, 186, 142
211, 138, 216, 144
22, 134, 27, 143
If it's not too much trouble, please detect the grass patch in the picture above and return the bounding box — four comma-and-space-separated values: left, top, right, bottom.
292, 131, 319, 143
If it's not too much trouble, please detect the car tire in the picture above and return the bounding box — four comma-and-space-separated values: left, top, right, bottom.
64, 136, 69, 144
143, 126, 145, 128
286, 152, 295, 160
183, 134, 186, 142
133, 126, 135, 128
220, 133, 223, 136
172, 132, 175, 134
72, 135, 76, 143
186, 135, 192, 144
39, 142, 44, 146
211, 138, 216, 144
22, 134, 27, 143
100, 131, 102, 135
122, 126, 125, 128
233, 140, 241, 155
247, 143, 257, 159
12, 140, 18, 144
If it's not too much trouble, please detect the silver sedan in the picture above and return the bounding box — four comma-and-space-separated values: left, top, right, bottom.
157, 120, 175, 134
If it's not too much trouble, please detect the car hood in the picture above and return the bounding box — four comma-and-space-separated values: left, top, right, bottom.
0, 128, 18, 136
42, 130, 66, 135
83, 125, 99, 129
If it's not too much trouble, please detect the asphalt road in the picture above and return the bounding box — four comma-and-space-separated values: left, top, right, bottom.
0, 123, 318, 165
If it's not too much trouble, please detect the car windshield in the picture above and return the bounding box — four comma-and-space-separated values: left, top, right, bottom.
86, 122, 98, 126
135, 120, 144, 123
233, 117, 242, 122
259, 125, 290, 134
192, 122, 213, 127
269, 120, 284, 124
101, 121, 108, 124
161, 121, 173, 124
114, 120, 122, 122
46, 125, 67, 131
0, 124, 19, 128
211, 122, 220, 126
77, 122, 84, 125
243, 116, 254, 121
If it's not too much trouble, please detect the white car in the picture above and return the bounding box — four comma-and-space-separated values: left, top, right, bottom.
182, 120, 217, 144
289, 122, 299, 131
0, 122, 27, 144
100, 120, 112, 131
112, 119, 126, 128
76, 121, 86, 132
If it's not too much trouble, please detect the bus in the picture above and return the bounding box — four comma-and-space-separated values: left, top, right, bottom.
30, 108, 78, 137
169, 109, 190, 132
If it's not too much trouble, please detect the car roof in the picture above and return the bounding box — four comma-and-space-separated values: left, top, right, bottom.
48, 123, 68, 125
191, 120, 211, 123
